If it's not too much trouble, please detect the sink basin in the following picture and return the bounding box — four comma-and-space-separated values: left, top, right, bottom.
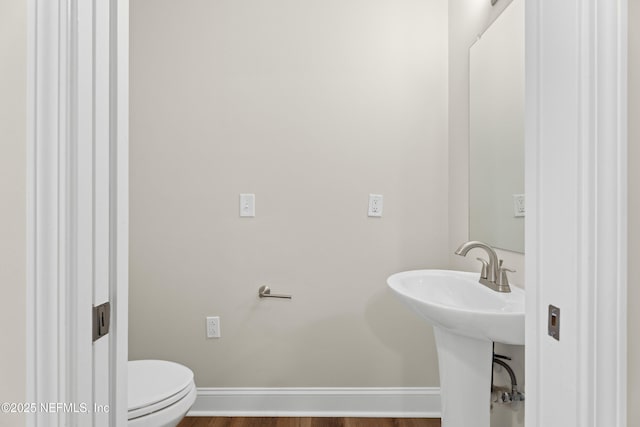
387, 269, 524, 345
388, 269, 525, 427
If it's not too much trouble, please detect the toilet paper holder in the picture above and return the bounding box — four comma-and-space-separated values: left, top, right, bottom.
258, 285, 292, 299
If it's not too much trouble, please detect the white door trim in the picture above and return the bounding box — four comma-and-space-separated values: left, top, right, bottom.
27, 0, 56, 418
27, 1, 81, 424
26, 0, 128, 425
525, 0, 627, 426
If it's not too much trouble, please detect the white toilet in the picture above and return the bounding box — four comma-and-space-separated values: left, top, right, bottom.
128, 360, 197, 427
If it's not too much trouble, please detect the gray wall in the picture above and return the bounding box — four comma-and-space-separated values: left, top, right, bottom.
129, 0, 449, 388
629, 0, 639, 423
0, 0, 26, 426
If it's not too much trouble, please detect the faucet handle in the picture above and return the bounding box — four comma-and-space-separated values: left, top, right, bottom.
476, 257, 489, 279
498, 259, 515, 273
497, 264, 516, 287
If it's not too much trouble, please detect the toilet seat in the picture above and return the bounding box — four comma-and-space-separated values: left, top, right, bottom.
128, 360, 196, 423
128, 379, 193, 420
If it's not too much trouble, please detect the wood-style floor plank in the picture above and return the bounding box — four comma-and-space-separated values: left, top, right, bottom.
394, 419, 441, 427
178, 417, 440, 427
231, 417, 278, 427
344, 418, 395, 427
309, 418, 344, 427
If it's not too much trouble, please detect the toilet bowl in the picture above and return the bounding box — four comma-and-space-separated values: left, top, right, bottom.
128, 360, 197, 427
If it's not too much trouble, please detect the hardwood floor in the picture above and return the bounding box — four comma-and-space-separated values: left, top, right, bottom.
178, 417, 441, 427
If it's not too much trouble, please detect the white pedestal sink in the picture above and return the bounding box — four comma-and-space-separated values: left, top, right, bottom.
387, 270, 524, 427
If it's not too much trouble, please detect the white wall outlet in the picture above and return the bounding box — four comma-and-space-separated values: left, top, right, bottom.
239, 193, 255, 217
206, 316, 221, 338
513, 194, 525, 217
368, 194, 383, 217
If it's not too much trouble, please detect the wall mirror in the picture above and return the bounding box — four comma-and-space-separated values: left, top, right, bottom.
469, 0, 525, 253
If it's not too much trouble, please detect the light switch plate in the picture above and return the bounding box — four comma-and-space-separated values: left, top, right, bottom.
240, 194, 255, 217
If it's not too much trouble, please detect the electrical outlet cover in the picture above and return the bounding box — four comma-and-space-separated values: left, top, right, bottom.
206, 316, 220, 338
512, 194, 525, 217
368, 194, 383, 217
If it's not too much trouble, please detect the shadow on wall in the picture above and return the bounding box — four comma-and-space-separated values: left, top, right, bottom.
128, 265, 442, 388
188, 288, 440, 387
363, 289, 440, 385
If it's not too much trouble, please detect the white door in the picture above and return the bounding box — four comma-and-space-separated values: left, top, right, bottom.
27, 0, 128, 426
525, 0, 627, 426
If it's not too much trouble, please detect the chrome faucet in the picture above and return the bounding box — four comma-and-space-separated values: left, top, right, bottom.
455, 241, 514, 293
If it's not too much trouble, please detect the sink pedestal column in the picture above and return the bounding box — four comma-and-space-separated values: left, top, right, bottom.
433, 327, 493, 427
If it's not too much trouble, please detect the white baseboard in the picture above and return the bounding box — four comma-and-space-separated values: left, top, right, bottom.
188, 387, 441, 418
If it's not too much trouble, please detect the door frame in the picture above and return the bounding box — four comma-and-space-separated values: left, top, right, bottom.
26, 0, 128, 425
525, 0, 627, 426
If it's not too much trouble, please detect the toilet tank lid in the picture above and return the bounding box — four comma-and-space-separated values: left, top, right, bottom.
128, 360, 195, 411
